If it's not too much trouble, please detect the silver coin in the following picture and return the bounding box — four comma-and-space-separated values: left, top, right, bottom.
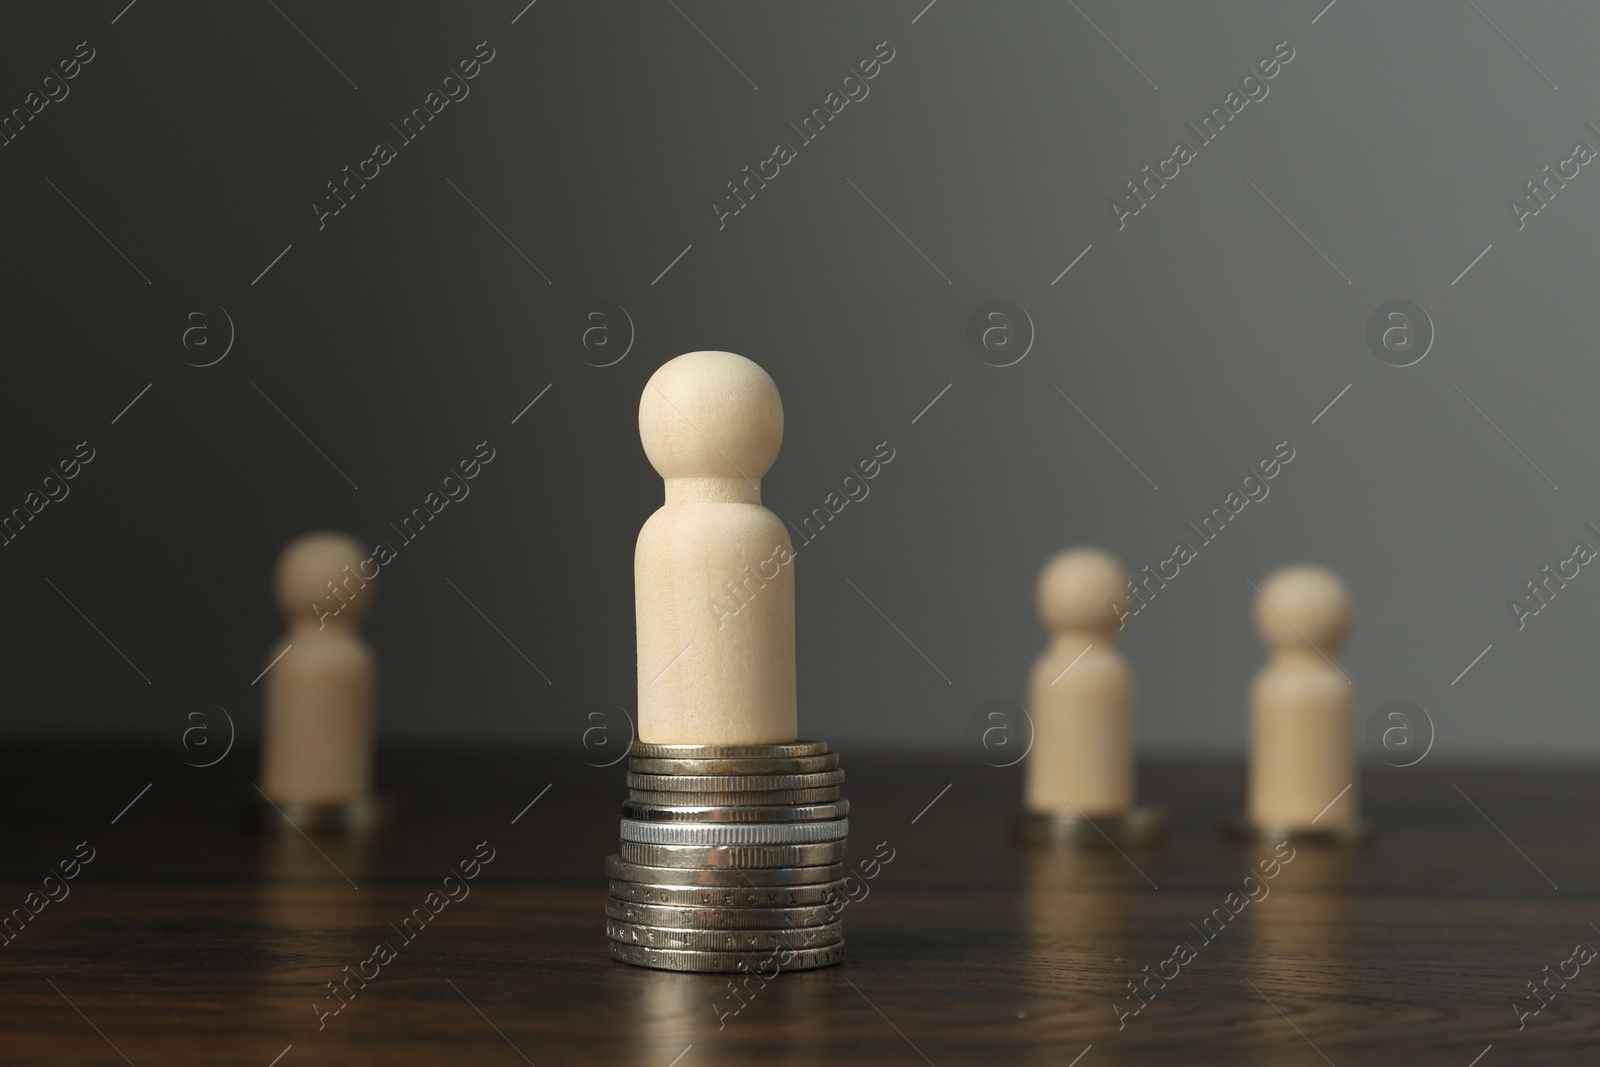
608, 938, 845, 973
606, 898, 838, 930
606, 855, 843, 886
619, 818, 848, 846
619, 840, 849, 869
629, 740, 829, 759
628, 752, 839, 776
607, 879, 845, 908
627, 770, 845, 793
622, 800, 850, 823
608, 918, 842, 952
629, 786, 841, 807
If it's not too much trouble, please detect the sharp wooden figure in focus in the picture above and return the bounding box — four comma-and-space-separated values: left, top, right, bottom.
634, 351, 797, 745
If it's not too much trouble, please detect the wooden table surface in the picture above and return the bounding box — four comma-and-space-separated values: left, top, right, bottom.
1, 745, 1592, 1065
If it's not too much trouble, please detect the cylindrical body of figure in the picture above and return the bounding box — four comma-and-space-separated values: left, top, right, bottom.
1025, 640, 1133, 817
635, 487, 796, 743
1248, 653, 1357, 830
635, 351, 798, 744
261, 633, 376, 804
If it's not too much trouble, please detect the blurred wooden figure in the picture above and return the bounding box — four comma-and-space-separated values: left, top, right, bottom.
256, 531, 385, 833
1018, 547, 1163, 846
1235, 564, 1366, 842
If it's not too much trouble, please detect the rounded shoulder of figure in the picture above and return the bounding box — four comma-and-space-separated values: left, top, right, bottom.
638, 500, 790, 543
1250, 658, 1351, 709
273, 632, 374, 676
1029, 641, 1131, 692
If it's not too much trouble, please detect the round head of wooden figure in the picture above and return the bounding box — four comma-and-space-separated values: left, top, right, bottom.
639, 351, 783, 501
276, 531, 371, 627
1037, 547, 1130, 637
1254, 564, 1350, 655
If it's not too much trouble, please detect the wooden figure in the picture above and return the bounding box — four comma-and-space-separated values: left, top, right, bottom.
1245, 564, 1361, 836
259, 532, 377, 816
635, 351, 796, 744
1020, 548, 1162, 845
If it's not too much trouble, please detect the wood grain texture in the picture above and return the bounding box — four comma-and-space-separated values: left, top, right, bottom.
0, 746, 1593, 1065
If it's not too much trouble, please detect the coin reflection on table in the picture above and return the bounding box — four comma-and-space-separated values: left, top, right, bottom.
624, 946, 838, 1058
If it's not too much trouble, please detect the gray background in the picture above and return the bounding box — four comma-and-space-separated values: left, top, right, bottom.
4, 0, 1595, 759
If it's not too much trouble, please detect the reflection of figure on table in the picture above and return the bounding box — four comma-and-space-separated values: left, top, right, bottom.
1238, 840, 1358, 1067
1022, 846, 1137, 1033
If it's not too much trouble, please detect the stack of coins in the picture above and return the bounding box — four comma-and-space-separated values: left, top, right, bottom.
605, 740, 848, 972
